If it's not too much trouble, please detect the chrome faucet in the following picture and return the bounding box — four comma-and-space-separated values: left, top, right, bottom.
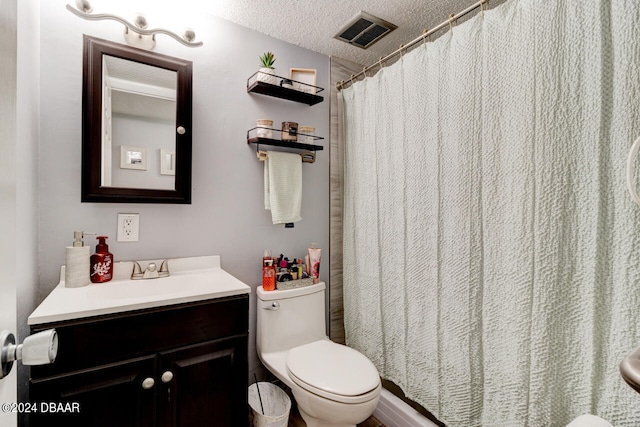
131, 260, 170, 280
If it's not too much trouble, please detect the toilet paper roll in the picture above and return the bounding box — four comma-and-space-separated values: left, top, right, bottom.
566, 414, 613, 427
65, 246, 90, 288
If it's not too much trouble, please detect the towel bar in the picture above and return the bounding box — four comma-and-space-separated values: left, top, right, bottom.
257, 150, 315, 164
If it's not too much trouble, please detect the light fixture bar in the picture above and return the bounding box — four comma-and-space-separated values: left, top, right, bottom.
66, 3, 203, 49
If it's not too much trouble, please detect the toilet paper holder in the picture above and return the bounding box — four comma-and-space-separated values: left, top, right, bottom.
0, 329, 58, 380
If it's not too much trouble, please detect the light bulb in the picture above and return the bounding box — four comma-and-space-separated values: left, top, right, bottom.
183, 29, 196, 42
75, 0, 93, 13
134, 14, 149, 30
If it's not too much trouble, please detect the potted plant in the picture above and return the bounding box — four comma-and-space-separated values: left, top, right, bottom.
257, 51, 278, 85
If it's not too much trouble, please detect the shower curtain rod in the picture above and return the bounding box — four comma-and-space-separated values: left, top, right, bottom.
337, 0, 489, 91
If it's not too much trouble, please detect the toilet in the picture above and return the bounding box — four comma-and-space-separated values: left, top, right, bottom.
256, 282, 381, 427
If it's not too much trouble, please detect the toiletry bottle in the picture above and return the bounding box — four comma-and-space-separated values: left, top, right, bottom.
262, 260, 276, 291
90, 236, 114, 283
304, 255, 310, 276
308, 243, 322, 284
65, 231, 91, 288
291, 259, 298, 280
297, 259, 303, 279
263, 249, 272, 268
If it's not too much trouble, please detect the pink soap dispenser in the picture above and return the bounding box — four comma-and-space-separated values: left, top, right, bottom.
90, 236, 114, 283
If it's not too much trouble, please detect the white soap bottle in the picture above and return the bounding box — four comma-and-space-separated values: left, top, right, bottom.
65, 231, 91, 288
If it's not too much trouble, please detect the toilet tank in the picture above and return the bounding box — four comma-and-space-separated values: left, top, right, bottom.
257, 282, 326, 354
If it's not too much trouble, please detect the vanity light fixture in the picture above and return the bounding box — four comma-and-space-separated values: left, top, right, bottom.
66, 0, 203, 50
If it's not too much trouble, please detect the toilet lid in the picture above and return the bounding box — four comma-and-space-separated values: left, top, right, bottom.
286, 340, 380, 400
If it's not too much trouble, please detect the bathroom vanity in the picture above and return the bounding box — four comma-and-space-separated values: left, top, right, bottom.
27, 256, 250, 427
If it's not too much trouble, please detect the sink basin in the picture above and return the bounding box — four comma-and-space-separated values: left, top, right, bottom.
92, 273, 210, 301
28, 256, 251, 325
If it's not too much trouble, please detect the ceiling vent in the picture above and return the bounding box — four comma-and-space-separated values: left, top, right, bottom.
334, 11, 397, 49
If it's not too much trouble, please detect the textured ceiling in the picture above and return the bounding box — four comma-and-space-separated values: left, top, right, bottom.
204, 0, 507, 67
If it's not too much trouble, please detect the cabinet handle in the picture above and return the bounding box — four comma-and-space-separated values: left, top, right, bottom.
142, 377, 155, 390
177, 126, 186, 135
161, 371, 174, 383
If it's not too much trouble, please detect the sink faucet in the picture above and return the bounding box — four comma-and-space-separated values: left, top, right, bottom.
131, 260, 170, 280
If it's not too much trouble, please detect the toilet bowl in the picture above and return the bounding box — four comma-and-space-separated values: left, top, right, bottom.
257, 283, 381, 427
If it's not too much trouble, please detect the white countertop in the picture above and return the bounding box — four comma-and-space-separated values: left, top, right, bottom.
28, 255, 250, 325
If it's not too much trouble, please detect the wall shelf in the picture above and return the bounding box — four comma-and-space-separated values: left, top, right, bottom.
247, 71, 324, 106
248, 137, 324, 151
247, 127, 324, 151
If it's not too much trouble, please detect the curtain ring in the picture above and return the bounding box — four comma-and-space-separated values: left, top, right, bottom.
363, 66, 368, 78
378, 56, 384, 71
399, 44, 404, 58
423, 29, 429, 48
350, 74, 355, 84
449, 13, 455, 32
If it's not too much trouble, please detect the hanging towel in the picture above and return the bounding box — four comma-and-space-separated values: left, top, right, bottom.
264, 151, 302, 224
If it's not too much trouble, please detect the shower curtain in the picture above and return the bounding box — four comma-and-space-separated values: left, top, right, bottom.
341, 0, 640, 426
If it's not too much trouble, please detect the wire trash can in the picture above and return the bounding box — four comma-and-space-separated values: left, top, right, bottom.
248, 381, 291, 427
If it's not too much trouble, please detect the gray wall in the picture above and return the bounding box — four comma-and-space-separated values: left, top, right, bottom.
110, 115, 175, 190
29, 1, 330, 383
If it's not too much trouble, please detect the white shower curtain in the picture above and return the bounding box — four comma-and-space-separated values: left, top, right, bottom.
341, 0, 640, 425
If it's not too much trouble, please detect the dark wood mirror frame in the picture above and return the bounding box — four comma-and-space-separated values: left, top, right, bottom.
81, 35, 193, 204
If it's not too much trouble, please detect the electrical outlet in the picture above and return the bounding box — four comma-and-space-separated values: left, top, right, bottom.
117, 213, 140, 242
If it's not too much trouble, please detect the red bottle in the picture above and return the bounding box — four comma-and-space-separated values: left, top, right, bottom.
262, 260, 276, 291
90, 236, 114, 283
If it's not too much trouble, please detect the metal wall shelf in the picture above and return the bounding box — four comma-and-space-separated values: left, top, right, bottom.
247, 127, 324, 151
247, 71, 324, 106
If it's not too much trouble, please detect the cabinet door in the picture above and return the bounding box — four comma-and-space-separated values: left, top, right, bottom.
30, 355, 157, 427
159, 336, 248, 427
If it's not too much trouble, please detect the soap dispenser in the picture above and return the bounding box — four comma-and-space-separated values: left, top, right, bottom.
90, 236, 114, 283
65, 231, 91, 288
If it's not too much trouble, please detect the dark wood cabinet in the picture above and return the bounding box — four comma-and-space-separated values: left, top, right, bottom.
29, 295, 249, 427
30, 355, 157, 427
159, 337, 247, 426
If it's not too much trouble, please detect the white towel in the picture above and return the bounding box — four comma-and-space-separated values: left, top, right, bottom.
264, 151, 302, 224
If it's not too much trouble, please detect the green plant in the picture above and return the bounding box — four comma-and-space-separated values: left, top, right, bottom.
259, 52, 276, 69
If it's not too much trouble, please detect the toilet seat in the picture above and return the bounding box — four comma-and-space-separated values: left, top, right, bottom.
286, 340, 381, 404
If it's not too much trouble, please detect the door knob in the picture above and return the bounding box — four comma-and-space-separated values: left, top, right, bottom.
142, 377, 155, 389
161, 371, 174, 383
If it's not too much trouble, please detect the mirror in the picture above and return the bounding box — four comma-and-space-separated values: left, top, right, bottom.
81, 36, 192, 203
